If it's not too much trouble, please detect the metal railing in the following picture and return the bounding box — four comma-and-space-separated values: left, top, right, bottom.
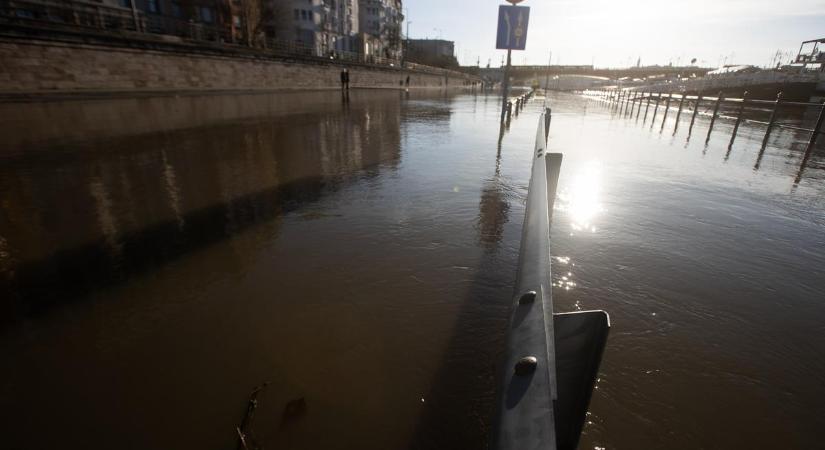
585, 88, 825, 182
493, 104, 609, 450
0, 0, 471, 78
494, 110, 560, 450
586, 88, 825, 149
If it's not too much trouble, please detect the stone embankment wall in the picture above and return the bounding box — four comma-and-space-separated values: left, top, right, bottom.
0, 26, 480, 97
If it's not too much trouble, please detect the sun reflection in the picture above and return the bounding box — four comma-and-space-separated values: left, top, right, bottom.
556, 162, 605, 233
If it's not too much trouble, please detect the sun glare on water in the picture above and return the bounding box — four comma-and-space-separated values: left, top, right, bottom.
556, 162, 605, 233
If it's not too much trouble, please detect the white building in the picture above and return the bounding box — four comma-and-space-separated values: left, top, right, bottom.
357, 0, 402, 60
277, 0, 359, 56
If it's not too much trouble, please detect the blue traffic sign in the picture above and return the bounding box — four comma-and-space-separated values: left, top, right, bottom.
496, 5, 530, 50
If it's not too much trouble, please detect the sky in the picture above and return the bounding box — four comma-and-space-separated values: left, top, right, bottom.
404, 0, 825, 68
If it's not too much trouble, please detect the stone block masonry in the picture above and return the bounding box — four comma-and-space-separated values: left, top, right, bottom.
0, 26, 480, 98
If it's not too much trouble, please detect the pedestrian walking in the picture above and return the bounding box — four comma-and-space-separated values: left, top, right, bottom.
340, 69, 350, 91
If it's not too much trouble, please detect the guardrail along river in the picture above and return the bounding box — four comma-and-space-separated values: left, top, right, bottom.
1, 90, 824, 449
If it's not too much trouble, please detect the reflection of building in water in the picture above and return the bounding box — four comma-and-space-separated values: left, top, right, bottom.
0, 95, 402, 315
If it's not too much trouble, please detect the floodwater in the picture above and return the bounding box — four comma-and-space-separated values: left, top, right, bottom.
0, 89, 824, 450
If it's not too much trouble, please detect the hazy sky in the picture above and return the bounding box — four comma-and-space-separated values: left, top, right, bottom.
405, 0, 825, 68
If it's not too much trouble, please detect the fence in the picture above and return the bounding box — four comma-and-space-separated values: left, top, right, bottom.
584, 88, 825, 181
0, 0, 465, 78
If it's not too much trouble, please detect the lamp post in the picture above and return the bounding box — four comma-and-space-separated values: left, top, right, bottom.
402, 18, 411, 67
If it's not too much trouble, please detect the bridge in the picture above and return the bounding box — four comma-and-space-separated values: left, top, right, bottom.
475, 65, 713, 85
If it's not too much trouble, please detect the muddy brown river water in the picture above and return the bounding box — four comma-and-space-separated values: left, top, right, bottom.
1, 90, 824, 449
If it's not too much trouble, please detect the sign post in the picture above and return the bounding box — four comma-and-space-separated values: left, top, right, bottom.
496, 1, 530, 123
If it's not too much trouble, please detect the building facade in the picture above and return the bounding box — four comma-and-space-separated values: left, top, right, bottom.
405, 39, 457, 68
272, 0, 359, 56
89, 0, 401, 59
357, 0, 402, 60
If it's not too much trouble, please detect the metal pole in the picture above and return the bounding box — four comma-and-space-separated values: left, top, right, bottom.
651, 93, 661, 125
617, 90, 624, 114
660, 92, 673, 131
760, 92, 783, 150
624, 91, 632, 114
728, 91, 749, 149
673, 92, 686, 133
636, 91, 644, 119
643, 92, 652, 122
804, 101, 825, 154
705, 92, 724, 143
688, 93, 703, 136
796, 101, 825, 182
501, 49, 512, 124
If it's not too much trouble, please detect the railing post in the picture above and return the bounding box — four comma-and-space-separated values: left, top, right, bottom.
643, 92, 652, 122
622, 90, 629, 114
804, 101, 825, 154
705, 91, 724, 143
660, 92, 673, 131
636, 91, 644, 119
625, 91, 633, 116
545, 107, 552, 142
673, 92, 686, 133
761, 92, 783, 150
728, 91, 749, 149
651, 93, 661, 125
797, 100, 825, 182
506, 101, 513, 123
688, 93, 703, 137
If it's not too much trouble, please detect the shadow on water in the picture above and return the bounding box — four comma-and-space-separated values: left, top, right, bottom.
0, 97, 403, 328
408, 128, 517, 450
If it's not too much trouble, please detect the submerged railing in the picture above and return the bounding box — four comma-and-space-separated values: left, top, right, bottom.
493, 108, 610, 450
586, 89, 825, 151
585, 88, 825, 182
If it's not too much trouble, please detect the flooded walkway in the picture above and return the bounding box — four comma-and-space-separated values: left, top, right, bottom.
1, 90, 824, 449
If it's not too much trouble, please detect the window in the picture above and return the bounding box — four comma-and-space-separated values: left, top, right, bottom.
171, 1, 181, 17
233, 15, 241, 27
301, 10, 307, 20
200, 6, 214, 23
294, 9, 299, 20
118, 0, 130, 7
147, 0, 160, 13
